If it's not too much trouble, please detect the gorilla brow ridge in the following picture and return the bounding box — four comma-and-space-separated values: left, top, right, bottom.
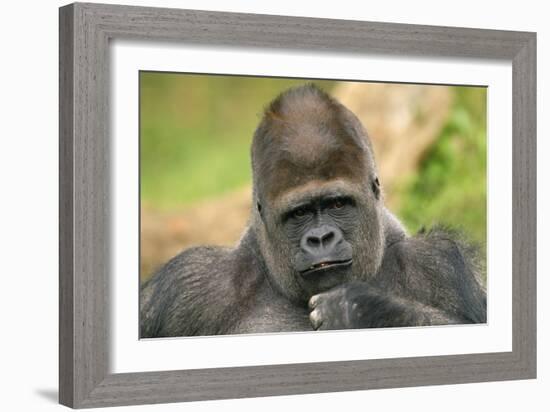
273, 179, 363, 215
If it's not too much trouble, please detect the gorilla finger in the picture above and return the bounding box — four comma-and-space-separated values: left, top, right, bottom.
309, 295, 322, 309
309, 308, 323, 329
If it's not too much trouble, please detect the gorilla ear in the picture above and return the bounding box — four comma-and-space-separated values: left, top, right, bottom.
371, 176, 381, 199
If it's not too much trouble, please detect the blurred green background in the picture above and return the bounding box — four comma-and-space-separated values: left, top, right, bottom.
140, 72, 486, 281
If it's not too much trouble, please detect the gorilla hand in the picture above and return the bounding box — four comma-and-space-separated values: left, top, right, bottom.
308, 281, 377, 330
308, 281, 451, 330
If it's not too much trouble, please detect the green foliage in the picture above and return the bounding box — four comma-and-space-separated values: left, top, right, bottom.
397, 87, 487, 254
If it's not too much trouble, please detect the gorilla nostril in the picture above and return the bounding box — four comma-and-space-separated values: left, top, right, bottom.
302, 226, 343, 253
307, 237, 321, 248
321, 231, 335, 246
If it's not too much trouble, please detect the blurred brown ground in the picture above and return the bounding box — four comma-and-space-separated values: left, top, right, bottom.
140, 84, 452, 282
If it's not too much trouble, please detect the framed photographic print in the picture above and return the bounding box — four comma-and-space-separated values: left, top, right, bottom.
59, 2, 536, 408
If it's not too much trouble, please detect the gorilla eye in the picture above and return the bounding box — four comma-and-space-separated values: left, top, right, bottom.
293, 208, 307, 218
329, 199, 345, 209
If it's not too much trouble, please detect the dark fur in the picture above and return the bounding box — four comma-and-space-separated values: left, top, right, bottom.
140, 84, 486, 338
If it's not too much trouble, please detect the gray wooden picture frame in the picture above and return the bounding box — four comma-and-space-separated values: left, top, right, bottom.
59, 2, 537, 408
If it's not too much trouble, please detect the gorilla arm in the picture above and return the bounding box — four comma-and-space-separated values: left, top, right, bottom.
140, 233, 264, 338
308, 228, 487, 330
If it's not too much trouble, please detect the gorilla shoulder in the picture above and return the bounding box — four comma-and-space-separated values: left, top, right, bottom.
377, 227, 486, 323
140, 234, 264, 338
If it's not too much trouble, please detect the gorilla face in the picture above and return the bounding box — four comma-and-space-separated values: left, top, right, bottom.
251, 85, 386, 303
280, 187, 357, 296
257, 178, 383, 302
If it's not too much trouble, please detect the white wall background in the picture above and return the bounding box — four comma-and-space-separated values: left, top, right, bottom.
0, 1, 546, 411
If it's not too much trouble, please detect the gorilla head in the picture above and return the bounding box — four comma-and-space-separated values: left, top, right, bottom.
251, 84, 386, 303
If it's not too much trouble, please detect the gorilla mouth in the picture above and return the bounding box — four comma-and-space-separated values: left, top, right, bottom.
300, 259, 353, 276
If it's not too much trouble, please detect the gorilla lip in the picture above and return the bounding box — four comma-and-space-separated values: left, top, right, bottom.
300, 259, 353, 276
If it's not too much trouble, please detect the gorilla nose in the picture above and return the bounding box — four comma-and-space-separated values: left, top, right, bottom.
301, 225, 343, 255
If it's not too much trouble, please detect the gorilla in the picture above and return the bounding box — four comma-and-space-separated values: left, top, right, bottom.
140, 84, 486, 337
